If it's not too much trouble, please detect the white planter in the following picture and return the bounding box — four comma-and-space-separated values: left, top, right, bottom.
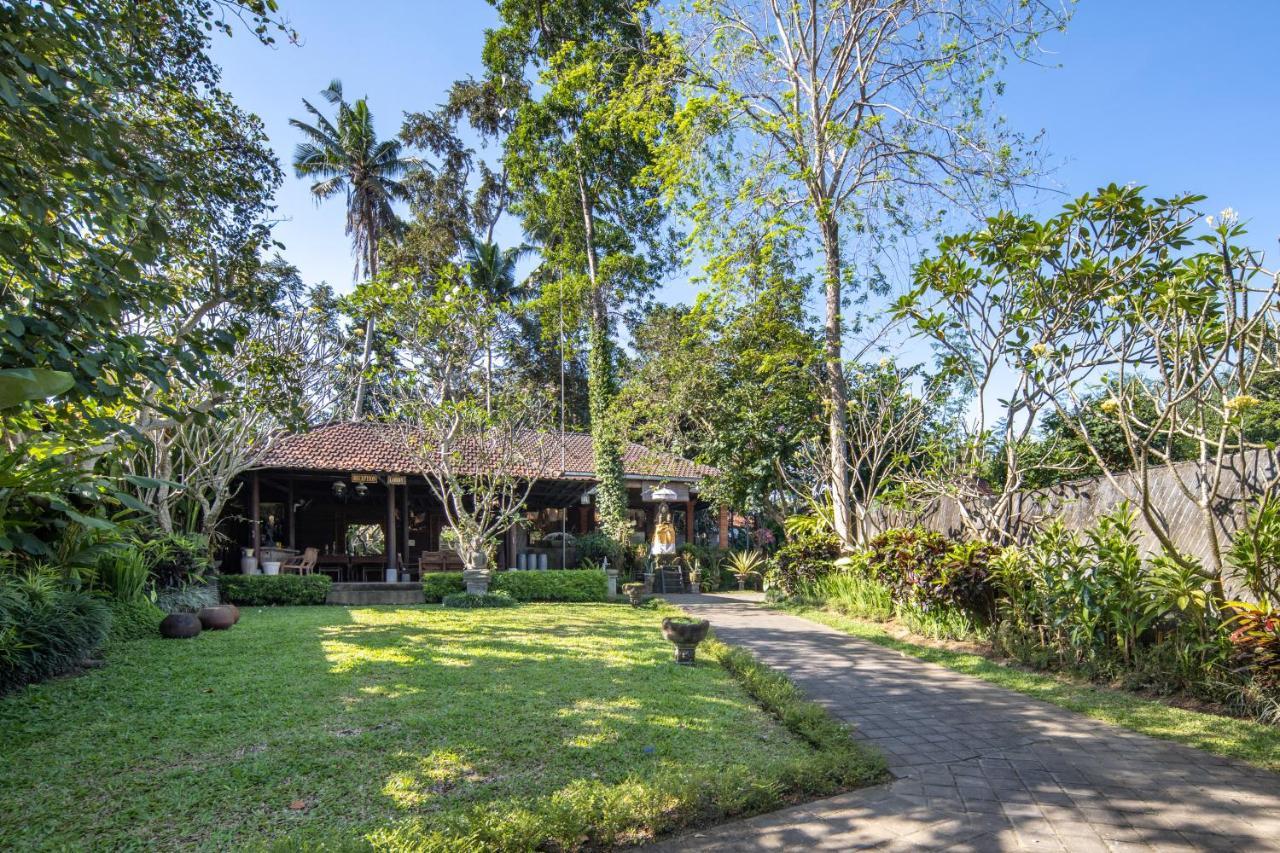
240, 554, 259, 574
262, 561, 281, 576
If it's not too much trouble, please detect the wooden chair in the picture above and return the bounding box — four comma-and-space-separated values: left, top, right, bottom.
280, 547, 318, 576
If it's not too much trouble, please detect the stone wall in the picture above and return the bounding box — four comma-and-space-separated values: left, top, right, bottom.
868, 450, 1280, 569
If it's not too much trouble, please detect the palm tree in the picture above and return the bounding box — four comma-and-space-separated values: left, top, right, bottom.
291, 80, 412, 419
460, 233, 532, 413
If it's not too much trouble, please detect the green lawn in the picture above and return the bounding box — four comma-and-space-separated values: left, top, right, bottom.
0, 604, 878, 851
788, 605, 1280, 772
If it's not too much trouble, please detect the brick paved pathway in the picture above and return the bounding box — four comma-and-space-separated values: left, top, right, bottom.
650, 593, 1280, 852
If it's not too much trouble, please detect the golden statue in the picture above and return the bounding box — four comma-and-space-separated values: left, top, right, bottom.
651, 502, 677, 555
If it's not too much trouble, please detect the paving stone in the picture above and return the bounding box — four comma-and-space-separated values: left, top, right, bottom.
644, 595, 1280, 852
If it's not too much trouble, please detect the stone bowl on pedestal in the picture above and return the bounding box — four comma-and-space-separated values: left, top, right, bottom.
661, 617, 710, 665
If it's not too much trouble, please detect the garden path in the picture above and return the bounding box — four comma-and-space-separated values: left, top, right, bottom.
650, 593, 1280, 852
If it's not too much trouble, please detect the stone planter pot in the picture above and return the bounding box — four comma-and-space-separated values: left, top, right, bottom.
463, 568, 492, 595
226, 604, 240, 624
737, 578, 746, 591
240, 552, 258, 574
661, 617, 710, 665
160, 613, 202, 639
198, 605, 236, 631
623, 584, 644, 607
606, 569, 619, 597
262, 561, 280, 576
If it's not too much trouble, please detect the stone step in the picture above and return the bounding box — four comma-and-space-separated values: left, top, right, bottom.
326, 582, 425, 606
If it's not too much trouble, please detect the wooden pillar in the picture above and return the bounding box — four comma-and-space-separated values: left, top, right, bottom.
718, 505, 729, 549
250, 470, 261, 562
401, 480, 409, 569
685, 498, 695, 545
287, 478, 296, 550
578, 502, 592, 534
386, 481, 397, 582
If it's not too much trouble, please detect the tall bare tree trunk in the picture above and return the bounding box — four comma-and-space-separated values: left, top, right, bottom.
352, 215, 378, 421
820, 217, 853, 548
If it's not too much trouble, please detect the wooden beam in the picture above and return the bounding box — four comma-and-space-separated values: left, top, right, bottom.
685, 498, 695, 545
718, 505, 729, 550
250, 471, 261, 562
287, 478, 296, 550
386, 482, 397, 582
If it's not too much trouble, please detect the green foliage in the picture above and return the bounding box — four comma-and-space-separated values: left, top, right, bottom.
107, 599, 165, 643
441, 591, 518, 609
764, 532, 842, 597
420, 572, 466, 603
219, 575, 331, 607
1226, 496, 1280, 603
137, 533, 213, 590
0, 572, 110, 693
96, 546, 149, 602
155, 583, 220, 615
795, 570, 894, 622
491, 569, 607, 602
725, 549, 767, 584
574, 531, 619, 566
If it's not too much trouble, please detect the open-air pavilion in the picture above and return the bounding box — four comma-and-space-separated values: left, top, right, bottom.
223, 422, 729, 582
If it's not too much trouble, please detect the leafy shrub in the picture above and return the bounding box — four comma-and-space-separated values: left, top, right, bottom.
155, 583, 220, 614
421, 572, 465, 602
108, 598, 164, 642
491, 569, 607, 602
764, 531, 841, 596
97, 545, 150, 601
441, 591, 517, 609
0, 572, 110, 693
137, 533, 212, 589
866, 528, 1000, 625
219, 574, 331, 606
1224, 601, 1280, 690
574, 532, 619, 566
797, 570, 894, 622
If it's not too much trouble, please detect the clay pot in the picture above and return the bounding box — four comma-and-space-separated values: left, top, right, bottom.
160, 613, 202, 639
226, 604, 241, 624
661, 617, 710, 665
198, 605, 236, 631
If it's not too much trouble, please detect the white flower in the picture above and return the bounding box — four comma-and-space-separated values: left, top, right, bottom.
1205, 215, 1215, 227
1220, 207, 1238, 226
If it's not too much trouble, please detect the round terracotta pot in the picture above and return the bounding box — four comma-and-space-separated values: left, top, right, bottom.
226, 604, 241, 624
198, 605, 236, 631
160, 613, 202, 639
661, 617, 710, 665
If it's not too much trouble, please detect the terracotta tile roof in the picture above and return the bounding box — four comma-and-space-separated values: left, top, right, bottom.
259, 422, 717, 482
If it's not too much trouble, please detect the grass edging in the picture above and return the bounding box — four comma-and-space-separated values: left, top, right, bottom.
788, 605, 1280, 773
702, 635, 888, 790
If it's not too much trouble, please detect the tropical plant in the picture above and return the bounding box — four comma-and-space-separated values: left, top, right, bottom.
725, 550, 766, 588
291, 79, 413, 419
97, 546, 150, 602
0, 571, 110, 693
1226, 496, 1280, 604
765, 531, 841, 597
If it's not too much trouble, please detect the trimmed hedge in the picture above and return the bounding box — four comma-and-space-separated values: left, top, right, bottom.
442, 591, 517, 609
491, 569, 607, 602
421, 572, 466, 603
219, 574, 331, 606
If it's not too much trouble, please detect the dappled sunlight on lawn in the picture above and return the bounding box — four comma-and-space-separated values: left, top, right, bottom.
0, 603, 833, 851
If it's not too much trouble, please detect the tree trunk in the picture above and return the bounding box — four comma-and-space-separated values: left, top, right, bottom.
352, 205, 379, 420
578, 170, 630, 552
819, 218, 853, 549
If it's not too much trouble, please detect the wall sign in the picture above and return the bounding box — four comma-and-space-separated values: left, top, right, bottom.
350, 473, 379, 484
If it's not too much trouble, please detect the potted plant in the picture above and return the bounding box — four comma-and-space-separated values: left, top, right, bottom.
725, 550, 766, 591
661, 617, 710, 665
688, 569, 702, 594
622, 582, 645, 607
240, 547, 258, 575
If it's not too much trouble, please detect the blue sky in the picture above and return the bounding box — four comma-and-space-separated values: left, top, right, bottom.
212, 1, 1280, 339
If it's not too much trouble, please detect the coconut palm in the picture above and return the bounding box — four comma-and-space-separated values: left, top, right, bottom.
460, 233, 532, 412
291, 80, 412, 419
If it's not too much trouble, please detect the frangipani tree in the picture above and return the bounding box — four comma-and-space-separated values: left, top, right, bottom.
384, 272, 553, 592
907, 184, 1280, 598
